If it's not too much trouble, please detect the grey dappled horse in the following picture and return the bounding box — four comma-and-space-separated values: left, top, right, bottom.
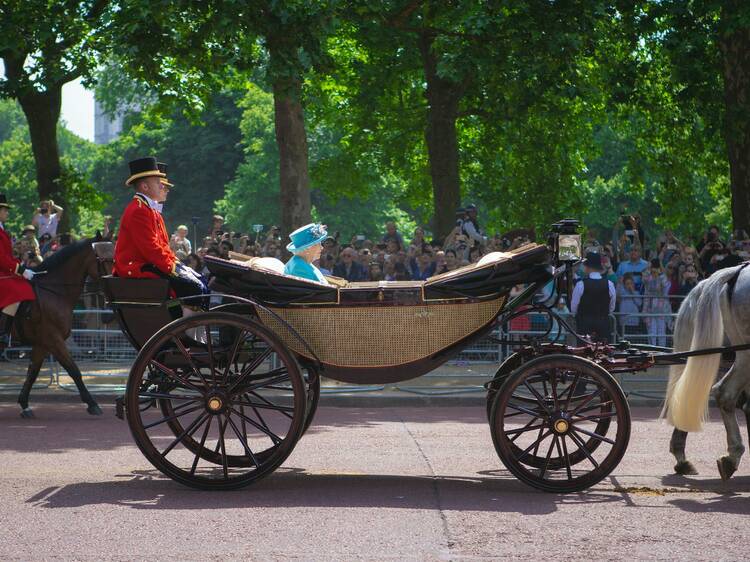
663, 264, 750, 480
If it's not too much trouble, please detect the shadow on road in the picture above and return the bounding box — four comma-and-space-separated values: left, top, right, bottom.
25, 468, 625, 514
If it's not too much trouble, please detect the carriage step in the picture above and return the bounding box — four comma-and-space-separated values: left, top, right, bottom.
115, 395, 126, 420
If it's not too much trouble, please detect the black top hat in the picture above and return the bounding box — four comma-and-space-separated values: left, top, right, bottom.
583, 252, 603, 271
156, 161, 174, 188
125, 157, 166, 186
0, 193, 10, 209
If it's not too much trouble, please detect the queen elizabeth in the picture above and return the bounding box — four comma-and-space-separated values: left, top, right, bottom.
283, 223, 330, 284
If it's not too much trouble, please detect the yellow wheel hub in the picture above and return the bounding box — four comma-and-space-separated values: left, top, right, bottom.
207, 397, 223, 412
554, 419, 569, 434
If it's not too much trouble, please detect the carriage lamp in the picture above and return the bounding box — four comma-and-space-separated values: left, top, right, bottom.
550, 219, 581, 263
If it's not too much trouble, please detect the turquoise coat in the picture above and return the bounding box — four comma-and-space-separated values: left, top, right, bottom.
283, 255, 328, 284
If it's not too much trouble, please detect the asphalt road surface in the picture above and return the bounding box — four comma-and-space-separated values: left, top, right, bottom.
1, 402, 748, 561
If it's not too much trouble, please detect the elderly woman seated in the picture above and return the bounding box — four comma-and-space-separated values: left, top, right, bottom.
282, 223, 330, 285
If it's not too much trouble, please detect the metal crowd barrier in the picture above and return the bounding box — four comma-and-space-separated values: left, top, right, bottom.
0, 306, 680, 399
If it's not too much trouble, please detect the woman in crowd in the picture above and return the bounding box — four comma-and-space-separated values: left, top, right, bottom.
641, 258, 672, 347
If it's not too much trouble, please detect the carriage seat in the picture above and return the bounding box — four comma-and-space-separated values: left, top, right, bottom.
101, 275, 171, 305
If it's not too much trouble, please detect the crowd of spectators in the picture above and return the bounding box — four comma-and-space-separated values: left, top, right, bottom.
10, 200, 746, 347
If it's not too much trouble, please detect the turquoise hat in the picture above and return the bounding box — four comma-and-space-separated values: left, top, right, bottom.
286, 223, 328, 254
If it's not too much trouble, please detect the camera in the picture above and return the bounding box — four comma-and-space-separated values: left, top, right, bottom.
40, 208, 48, 215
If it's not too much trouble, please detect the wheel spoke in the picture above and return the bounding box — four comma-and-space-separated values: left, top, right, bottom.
506, 422, 546, 441
560, 435, 573, 480
568, 430, 599, 468
234, 400, 296, 414
572, 411, 618, 423
522, 380, 552, 415
539, 435, 558, 479
505, 401, 545, 418
550, 368, 559, 410
241, 372, 291, 395
228, 348, 273, 393
204, 324, 217, 385
150, 358, 203, 393
170, 338, 209, 388
562, 373, 579, 410
138, 391, 202, 402
162, 412, 208, 457
226, 414, 260, 467
190, 415, 213, 476
223, 329, 247, 384
516, 429, 552, 462
143, 403, 204, 429
218, 415, 229, 479
230, 407, 283, 445
575, 400, 613, 415
570, 388, 603, 416
247, 390, 294, 420
572, 426, 615, 445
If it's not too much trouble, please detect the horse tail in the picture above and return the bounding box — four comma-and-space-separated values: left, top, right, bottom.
664, 266, 737, 432
661, 282, 702, 421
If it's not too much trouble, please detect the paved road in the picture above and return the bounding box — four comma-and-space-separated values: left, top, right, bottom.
1, 402, 748, 561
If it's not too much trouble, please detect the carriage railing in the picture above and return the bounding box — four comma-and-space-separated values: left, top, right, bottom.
0, 306, 680, 399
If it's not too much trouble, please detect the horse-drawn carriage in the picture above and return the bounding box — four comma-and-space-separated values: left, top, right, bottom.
98, 219, 656, 493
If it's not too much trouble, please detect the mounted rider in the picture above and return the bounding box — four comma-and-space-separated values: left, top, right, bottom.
0, 194, 36, 338
113, 157, 206, 299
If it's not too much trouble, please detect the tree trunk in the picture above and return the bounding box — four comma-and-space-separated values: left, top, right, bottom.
419, 31, 463, 241
720, 2, 750, 233
268, 44, 312, 240
17, 87, 64, 200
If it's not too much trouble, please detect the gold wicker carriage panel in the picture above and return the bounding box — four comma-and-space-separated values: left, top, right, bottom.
257, 294, 506, 368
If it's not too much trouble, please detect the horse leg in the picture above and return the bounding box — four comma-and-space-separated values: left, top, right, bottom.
712, 363, 746, 480
17, 346, 47, 418
742, 391, 750, 446
51, 340, 102, 416
670, 428, 698, 475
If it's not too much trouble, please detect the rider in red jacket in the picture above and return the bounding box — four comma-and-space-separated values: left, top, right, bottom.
0, 194, 36, 338
113, 157, 206, 298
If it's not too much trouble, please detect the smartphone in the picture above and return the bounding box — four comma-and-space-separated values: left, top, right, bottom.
624, 229, 635, 236
356, 234, 365, 241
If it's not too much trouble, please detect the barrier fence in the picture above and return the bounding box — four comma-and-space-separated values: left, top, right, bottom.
0, 302, 680, 400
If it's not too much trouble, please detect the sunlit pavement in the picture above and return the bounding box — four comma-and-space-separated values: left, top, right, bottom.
1, 402, 748, 561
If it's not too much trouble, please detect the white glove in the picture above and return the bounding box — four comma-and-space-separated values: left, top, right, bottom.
22, 268, 35, 280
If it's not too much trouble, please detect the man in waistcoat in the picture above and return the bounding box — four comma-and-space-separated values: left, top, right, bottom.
571, 252, 616, 343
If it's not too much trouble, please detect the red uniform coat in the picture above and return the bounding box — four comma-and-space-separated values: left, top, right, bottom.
0, 226, 35, 309
113, 194, 177, 279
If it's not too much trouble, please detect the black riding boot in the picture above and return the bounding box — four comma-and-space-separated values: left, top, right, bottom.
0, 313, 13, 350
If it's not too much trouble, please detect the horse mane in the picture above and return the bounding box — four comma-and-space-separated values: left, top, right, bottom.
33, 238, 94, 273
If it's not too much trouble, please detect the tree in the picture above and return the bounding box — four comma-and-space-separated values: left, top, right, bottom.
105, 0, 338, 237
617, 1, 750, 232
0, 0, 110, 226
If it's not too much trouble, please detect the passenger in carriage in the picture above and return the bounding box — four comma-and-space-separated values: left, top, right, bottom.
283, 223, 330, 285
113, 157, 207, 300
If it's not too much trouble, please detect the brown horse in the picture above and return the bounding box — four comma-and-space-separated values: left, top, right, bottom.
15, 234, 113, 418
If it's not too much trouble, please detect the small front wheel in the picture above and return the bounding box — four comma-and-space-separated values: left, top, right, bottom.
126, 312, 307, 490
490, 354, 630, 493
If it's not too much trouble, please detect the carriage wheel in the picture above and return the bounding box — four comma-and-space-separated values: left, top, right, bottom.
490, 355, 630, 492
302, 363, 321, 435
486, 351, 526, 422
126, 312, 307, 490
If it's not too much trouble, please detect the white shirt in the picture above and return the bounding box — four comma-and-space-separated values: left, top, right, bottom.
462, 220, 487, 245
570, 272, 616, 314
35, 212, 60, 237
137, 193, 163, 213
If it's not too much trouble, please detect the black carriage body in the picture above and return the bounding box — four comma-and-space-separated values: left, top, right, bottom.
203, 244, 553, 384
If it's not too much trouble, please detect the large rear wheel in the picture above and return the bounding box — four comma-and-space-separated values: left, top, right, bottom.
126, 312, 307, 490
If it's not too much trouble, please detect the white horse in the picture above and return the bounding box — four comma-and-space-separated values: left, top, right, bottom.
663, 264, 750, 480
